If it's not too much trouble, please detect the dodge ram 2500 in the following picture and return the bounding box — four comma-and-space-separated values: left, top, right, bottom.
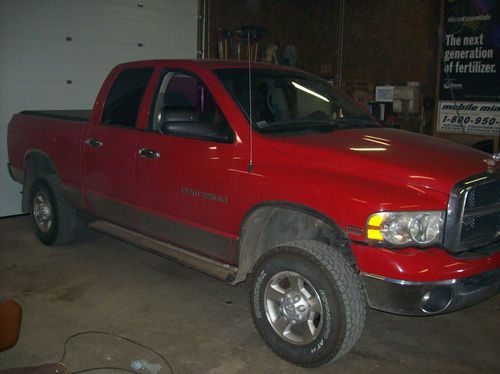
7, 59, 500, 367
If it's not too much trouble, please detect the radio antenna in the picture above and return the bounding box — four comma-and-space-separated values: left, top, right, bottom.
247, 31, 254, 173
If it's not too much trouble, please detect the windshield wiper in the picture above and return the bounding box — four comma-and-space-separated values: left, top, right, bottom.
256, 119, 338, 133
256, 119, 334, 129
332, 117, 380, 126
256, 118, 378, 133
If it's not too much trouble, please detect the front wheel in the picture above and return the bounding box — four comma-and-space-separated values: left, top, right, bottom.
249, 240, 365, 367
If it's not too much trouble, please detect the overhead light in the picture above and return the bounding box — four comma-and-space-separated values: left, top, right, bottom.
464, 176, 487, 185
364, 135, 390, 142
349, 147, 387, 151
363, 137, 390, 146
291, 81, 330, 103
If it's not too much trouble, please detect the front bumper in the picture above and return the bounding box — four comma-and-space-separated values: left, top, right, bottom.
362, 268, 500, 316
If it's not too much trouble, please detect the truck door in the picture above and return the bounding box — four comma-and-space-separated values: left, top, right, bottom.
83, 67, 154, 229
135, 70, 241, 262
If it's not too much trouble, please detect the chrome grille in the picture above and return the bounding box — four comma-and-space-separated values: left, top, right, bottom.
464, 178, 500, 209
445, 171, 500, 253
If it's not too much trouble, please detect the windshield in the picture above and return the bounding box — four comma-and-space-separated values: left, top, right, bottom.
214, 68, 378, 134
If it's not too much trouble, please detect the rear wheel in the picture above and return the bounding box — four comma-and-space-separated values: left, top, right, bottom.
249, 240, 365, 367
29, 175, 78, 246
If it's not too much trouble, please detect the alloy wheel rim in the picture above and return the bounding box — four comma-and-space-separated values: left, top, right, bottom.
264, 271, 324, 345
33, 191, 53, 233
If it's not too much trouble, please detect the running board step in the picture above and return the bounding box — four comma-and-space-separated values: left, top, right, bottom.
88, 220, 238, 282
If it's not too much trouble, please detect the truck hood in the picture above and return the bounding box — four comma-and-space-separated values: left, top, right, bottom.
269, 127, 494, 193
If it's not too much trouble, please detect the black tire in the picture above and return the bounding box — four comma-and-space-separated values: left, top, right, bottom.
29, 175, 78, 246
249, 240, 365, 367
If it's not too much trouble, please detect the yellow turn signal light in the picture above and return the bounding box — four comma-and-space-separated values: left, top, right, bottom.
367, 214, 384, 241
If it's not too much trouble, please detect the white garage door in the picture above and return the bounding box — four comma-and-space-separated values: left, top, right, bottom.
0, 0, 198, 217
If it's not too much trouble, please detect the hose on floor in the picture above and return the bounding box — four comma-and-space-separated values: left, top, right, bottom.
59, 330, 175, 374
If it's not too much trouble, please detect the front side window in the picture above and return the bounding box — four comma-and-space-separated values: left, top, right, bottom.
102, 68, 154, 127
151, 71, 233, 143
215, 68, 379, 134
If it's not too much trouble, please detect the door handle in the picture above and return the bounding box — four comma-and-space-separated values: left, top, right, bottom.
85, 138, 103, 148
138, 148, 160, 159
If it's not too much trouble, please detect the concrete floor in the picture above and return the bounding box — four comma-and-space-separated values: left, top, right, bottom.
0, 215, 499, 373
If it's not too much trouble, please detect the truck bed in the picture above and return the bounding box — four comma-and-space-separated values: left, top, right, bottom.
20, 110, 91, 122
8, 110, 88, 201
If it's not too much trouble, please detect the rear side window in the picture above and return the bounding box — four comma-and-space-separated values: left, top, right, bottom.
102, 68, 154, 127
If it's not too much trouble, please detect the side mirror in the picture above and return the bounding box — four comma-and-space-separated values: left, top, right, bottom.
164, 107, 199, 122
161, 121, 233, 143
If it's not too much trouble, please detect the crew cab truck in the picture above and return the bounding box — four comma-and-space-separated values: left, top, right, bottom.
7, 60, 500, 367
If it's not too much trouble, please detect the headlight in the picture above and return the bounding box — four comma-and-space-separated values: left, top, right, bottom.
366, 211, 444, 247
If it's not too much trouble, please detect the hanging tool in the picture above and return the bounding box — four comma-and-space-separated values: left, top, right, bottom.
235, 30, 242, 59
239, 25, 266, 62
223, 30, 232, 59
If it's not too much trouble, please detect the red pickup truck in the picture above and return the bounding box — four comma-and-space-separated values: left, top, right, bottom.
7, 59, 500, 367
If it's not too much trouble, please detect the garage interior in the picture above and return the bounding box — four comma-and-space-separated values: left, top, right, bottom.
1, 0, 499, 373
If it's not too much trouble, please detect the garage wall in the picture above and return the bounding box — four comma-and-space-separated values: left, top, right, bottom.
206, 0, 440, 134
0, 0, 198, 217
207, 0, 439, 97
